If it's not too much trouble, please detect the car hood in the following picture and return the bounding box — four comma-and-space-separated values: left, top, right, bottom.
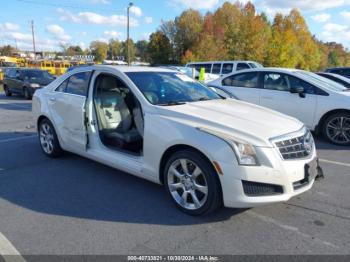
156, 99, 304, 147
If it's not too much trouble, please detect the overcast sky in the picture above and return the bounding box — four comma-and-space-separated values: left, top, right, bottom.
0, 0, 350, 52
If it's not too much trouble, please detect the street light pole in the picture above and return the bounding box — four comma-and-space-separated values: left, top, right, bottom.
31, 20, 36, 61
127, 2, 133, 66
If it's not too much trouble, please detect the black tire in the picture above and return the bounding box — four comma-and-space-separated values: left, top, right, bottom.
23, 87, 32, 100
4, 85, 12, 97
322, 112, 350, 146
164, 149, 222, 216
38, 118, 64, 157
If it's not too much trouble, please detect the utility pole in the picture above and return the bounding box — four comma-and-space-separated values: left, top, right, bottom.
31, 20, 36, 61
14, 38, 18, 50
127, 2, 133, 66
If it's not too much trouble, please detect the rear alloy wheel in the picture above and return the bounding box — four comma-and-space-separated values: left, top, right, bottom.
164, 150, 222, 215
323, 112, 350, 146
4, 85, 12, 97
23, 87, 31, 100
39, 119, 63, 157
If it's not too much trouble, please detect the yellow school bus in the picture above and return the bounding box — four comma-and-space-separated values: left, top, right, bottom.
54, 61, 71, 75
28, 60, 55, 75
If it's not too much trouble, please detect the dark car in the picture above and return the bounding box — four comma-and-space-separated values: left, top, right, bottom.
3, 68, 55, 99
325, 67, 350, 79
317, 72, 350, 89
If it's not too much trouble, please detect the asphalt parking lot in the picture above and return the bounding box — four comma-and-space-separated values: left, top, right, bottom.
0, 92, 349, 256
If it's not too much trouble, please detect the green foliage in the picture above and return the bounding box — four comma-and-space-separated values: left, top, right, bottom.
108, 39, 122, 60
90, 41, 109, 63
136, 40, 149, 61
157, 1, 350, 69
0, 45, 17, 56
121, 39, 136, 63
148, 31, 172, 64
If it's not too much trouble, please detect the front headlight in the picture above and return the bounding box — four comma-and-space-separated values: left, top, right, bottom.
230, 140, 259, 166
198, 127, 259, 166
30, 83, 40, 88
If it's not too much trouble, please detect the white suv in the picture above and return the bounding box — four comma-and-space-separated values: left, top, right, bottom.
33, 66, 321, 215
208, 68, 350, 145
186, 61, 263, 77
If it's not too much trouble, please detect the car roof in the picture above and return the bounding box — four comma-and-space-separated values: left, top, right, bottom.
228, 67, 301, 74
70, 65, 176, 73
317, 72, 350, 82
186, 60, 259, 64
326, 67, 350, 70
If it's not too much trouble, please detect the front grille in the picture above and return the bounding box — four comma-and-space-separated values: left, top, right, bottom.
273, 129, 314, 160
242, 181, 283, 196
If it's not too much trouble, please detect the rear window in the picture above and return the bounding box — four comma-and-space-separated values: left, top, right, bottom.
236, 63, 250, 71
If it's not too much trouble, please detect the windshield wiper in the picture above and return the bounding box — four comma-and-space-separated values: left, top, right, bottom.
158, 101, 187, 106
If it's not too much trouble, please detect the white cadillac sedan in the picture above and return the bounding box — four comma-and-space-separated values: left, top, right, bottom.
33, 66, 321, 215
208, 68, 350, 146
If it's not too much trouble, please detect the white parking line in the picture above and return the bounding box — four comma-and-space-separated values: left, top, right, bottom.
0, 232, 26, 261
0, 135, 37, 144
319, 158, 350, 168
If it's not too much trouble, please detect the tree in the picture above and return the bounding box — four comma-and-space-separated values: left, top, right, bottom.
148, 31, 171, 64
121, 39, 136, 63
160, 20, 177, 62
225, 2, 271, 63
136, 40, 149, 61
90, 41, 109, 63
174, 9, 203, 61
108, 39, 121, 60
0, 45, 16, 56
65, 45, 83, 56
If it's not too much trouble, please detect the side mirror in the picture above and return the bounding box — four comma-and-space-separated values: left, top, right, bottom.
290, 86, 305, 98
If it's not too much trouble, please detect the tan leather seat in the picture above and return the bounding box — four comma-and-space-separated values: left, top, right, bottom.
95, 76, 141, 144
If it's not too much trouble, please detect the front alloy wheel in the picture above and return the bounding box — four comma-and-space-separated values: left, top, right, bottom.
164, 150, 222, 215
168, 159, 208, 210
323, 113, 350, 146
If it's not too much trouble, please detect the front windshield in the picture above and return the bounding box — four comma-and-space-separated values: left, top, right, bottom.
126, 72, 221, 105
295, 71, 347, 92
25, 70, 53, 79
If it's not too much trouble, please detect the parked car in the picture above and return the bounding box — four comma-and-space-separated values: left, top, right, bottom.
3, 68, 55, 99
325, 67, 350, 79
208, 68, 350, 145
316, 72, 350, 88
160, 66, 219, 83
186, 61, 263, 77
33, 66, 321, 215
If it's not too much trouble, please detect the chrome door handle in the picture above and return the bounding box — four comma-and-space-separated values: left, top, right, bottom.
49, 97, 56, 102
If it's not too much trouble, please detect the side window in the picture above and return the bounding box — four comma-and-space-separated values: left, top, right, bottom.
288, 76, 317, 95
236, 63, 250, 71
212, 63, 221, 74
56, 79, 69, 92
222, 63, 233, 74
223, 72, 258, 88
344, 69, 350, 76
66, 72, 92, 96
263, 73, 289, 91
